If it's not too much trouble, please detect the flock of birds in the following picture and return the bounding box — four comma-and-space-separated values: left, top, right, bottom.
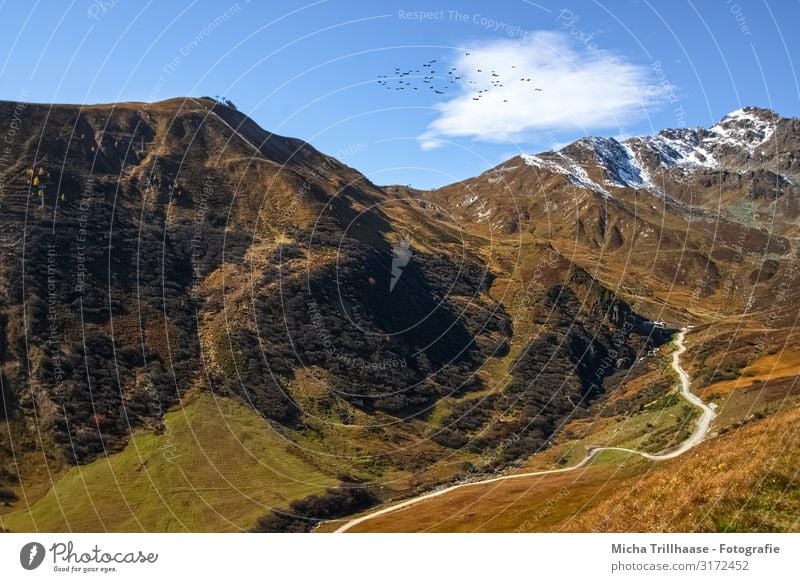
376, 53, 542, 102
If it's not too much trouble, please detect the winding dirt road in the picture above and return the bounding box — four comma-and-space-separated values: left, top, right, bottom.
332, 328, 716, 533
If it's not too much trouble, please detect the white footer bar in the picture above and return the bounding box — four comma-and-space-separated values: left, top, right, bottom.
1, 533, 796, 580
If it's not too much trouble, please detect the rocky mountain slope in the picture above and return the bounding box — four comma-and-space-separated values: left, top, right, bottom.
426, 107, 800, 325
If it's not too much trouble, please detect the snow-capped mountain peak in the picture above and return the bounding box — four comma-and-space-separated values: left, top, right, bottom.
522, 107, 788, 198
707, 107, 778, 153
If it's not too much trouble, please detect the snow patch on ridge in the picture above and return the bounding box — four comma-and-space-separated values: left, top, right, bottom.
622, 142, 655, 189
578, 137, 648, 188
524, 137, 651, 193
707, 108, 776, 153
629, 130, 718, 169
522, 153, 610, 196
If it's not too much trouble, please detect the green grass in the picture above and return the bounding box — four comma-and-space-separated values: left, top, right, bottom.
635, 403, 700, 453
589, 448, 642, 465
0, 393, 336, 532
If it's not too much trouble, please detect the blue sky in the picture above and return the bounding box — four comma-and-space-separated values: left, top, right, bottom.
1, 0, 798, 188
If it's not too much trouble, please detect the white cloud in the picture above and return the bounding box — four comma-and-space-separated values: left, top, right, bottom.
419, 31, 669, 148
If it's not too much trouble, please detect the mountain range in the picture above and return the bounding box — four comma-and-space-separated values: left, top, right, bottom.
0, 98, 798, 532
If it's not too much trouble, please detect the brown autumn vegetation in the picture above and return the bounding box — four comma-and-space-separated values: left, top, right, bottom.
564, 399, 800, 532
